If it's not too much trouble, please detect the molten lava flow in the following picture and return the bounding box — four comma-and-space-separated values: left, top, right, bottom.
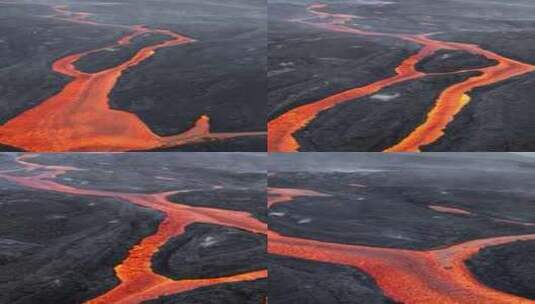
267, 184, 535, 303
269, 231, 535, 304
268, 3, 535, 152
0, 5, 265, 152
268, 187, 330, 208
0, 155, 267, 303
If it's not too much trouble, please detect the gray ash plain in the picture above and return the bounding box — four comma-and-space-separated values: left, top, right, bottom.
0, 181, 162, 304
0, 2, 127, 125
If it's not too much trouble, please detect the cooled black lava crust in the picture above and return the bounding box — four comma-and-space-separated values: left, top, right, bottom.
467, 240, 535, 300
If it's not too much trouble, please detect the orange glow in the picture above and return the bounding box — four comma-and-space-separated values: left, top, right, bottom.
0, 5, 264, 152
269, 231, 535, 304
428, 204, 472, 215
266, 185, 535, 303
0, 155, 267, 303
268, 3, 535, 152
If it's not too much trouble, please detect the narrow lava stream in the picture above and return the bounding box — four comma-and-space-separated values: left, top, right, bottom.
267, 187, 535, 303
267, 3, 535, 152
0, 154, 267, 303
0, 5, 265, 152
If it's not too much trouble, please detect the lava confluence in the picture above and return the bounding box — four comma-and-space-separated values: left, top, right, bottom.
268, 3, 535, 152
0, 155, 267, 303
269, 231, 535, 303
0, 5, 265, 152
268, 184, 535, 303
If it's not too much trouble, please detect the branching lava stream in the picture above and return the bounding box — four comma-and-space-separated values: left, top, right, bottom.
267, 3, 535, 152
0, 154, 267, 303
0, 5, 265, 152
267, 187, 535, 303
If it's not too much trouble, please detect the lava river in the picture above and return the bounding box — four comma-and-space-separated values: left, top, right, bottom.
267, 187, 535, 303
267, 3, 535, 152
0, 4, 265, 152
0, 154, 267, 303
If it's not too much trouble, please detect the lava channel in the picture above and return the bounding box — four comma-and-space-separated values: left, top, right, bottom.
267, 3, 535, 152
267, 185, 535, 304
0, 5, 265, 152
0, 154, 267, 303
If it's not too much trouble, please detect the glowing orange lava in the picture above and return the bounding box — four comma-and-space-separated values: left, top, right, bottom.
268, 187, 330, 208
0, 155, 267, 303
269, 231, 535, 304
268, 3, 535, 152
0, 5, 265, 152
267, 185, 535, 303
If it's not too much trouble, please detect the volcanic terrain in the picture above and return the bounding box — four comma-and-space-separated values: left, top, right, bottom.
0, 152, 267, 303
0, 0, 266, 152
268, 153, 535, 303
268, 0, 535, 152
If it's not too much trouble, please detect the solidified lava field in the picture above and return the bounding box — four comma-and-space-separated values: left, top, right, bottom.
0, 152, 267, 303
0, 0, 266, 152
268, 153, 535, 303
268, 0, 535, 152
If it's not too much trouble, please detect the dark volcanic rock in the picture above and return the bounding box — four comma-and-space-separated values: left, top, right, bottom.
268, 153, 535, 249
467, 240, 535, 300
170, 188, 266, 221
153, 224, 266, 280
435, 31, 535, 65
0, 144, 24, 152
74, 32, 173, 73
0, 188, 162, 304
27, 153, 266, 194
144, 136, 267, 152
109, 35, 266, 137
268, 0, 535, 152
105, 0, 266, 138
0, 1, 266, 152
268, 15, 420, 120
0, 2, 128, 125
269, 255, 395, 304
143, 280, 266, 304
415, 50, 497, 73
425, 72, 535, 151
295, 73, 478, 151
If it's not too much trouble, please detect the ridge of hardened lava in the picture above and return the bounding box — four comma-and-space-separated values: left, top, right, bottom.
267, 3, 535, 152
0, 5, 265, 152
